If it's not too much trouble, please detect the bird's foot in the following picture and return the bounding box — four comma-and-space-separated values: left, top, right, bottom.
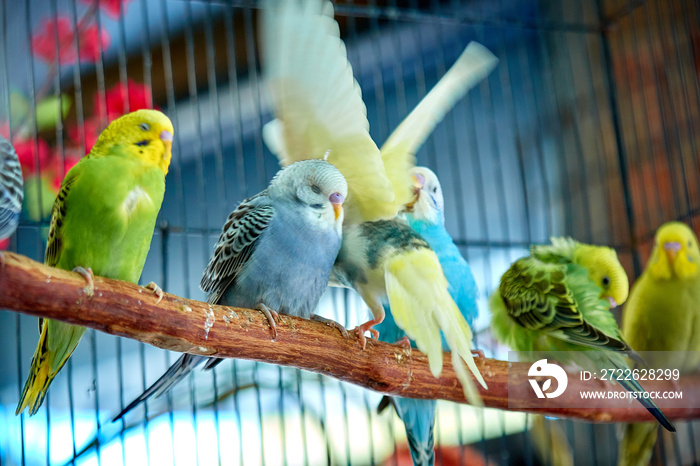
394, 336, 411, 349
311, 314, 349, 340
352, 319, 381, 350
72, 266, 94, 297
471, 348, 485, 358
145, 282, 164, 304
256, 303, 280, 339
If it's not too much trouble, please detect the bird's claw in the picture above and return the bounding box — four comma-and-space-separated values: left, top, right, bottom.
471, 348, 485, 358
353, 319, 381, 350
256, 303, 280, 339
394, 336, 411, 349
311, 314, 349, 340
145, 282, 164, 304
353, 327, 368, 350
72, 266, 94, 297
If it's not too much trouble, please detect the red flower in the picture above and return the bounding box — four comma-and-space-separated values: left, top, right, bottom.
81, 0, 134, 20
77, 23, 111, 63
31, 15, 109, 65
0, 238, 9, 250
68, 117, 101, 153
13, 137, 52, 175
32, 16, 78, 64
94, 79, 154, 122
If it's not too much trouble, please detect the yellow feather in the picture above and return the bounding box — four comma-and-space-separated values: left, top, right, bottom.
16, 320, 86, 415
90, 109, 173, 175
617, 423, 658, 466
262, 0, 497, 224
380, 41, 498, 160
384, 249, 486, 403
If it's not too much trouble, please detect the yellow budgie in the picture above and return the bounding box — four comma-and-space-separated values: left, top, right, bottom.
261, 0, 497, 402
618, 222, 700, 466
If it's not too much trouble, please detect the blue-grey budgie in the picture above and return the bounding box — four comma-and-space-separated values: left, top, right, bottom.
113, 159, 348, 421
376, 167, 480, 466
0, 134, 23, 243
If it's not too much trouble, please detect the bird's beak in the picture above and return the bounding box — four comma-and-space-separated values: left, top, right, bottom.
607, 296, 617, 308
404, 173, 425, 211
664, 241, 681, 262
329, 192, 344, 221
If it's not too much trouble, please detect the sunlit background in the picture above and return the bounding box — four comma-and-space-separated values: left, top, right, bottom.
1, 0, 699, 464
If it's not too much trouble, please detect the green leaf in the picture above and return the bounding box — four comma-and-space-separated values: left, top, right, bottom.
35, 94, 72, 131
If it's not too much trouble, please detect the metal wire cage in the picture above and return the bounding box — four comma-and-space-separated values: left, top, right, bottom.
1, 0, 699, 464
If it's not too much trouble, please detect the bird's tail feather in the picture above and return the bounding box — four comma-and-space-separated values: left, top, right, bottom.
405, 421, 435, 466
112, 353, 208, 421
385, 249, 486, 404
392, 397, 437, 466
609, 358, 675, 432
530, 415, 574, 466
617, 422, 659, 466
16, 320, 85, 416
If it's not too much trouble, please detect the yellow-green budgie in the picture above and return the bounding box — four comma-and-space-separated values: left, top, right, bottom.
261, 0, 498, 402
618, 222, 700, 466
16, 109, 173, 416
490, 237, 674, 432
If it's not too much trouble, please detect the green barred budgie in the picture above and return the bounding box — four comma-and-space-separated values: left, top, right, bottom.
489, 238, 675, 432
16, 109, 173, 416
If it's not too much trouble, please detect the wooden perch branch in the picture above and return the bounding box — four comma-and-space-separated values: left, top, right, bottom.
1, 251, 699, 424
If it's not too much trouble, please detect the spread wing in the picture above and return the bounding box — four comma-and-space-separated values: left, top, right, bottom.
261, 0, 396, 223
500, 257, 633, 353
200, 194, 275, 305
379, 42, 499, 210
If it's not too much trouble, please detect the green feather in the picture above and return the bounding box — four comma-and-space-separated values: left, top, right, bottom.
490, 237, 675, 432
17, 110, 172, 416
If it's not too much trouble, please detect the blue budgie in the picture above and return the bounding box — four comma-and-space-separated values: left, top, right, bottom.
113, 159, 348, 421
0, 134, 24, 244
376, 167, 479, 466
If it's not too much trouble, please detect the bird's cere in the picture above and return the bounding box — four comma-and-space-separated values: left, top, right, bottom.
160, 129, 173, 142
329, 192, 344, 205
413, 172, 425, 189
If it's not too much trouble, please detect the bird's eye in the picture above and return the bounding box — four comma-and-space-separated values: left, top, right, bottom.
602, 276, 611, 287
311, 185, 321, 194
139, 123, 150, 131
432, 187, 438, 194
689, 241, 693, 248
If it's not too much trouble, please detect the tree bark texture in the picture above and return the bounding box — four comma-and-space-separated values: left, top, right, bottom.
1, 251, 698, 423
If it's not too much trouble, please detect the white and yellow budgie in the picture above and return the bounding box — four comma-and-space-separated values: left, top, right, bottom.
261, 0, 498, 402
